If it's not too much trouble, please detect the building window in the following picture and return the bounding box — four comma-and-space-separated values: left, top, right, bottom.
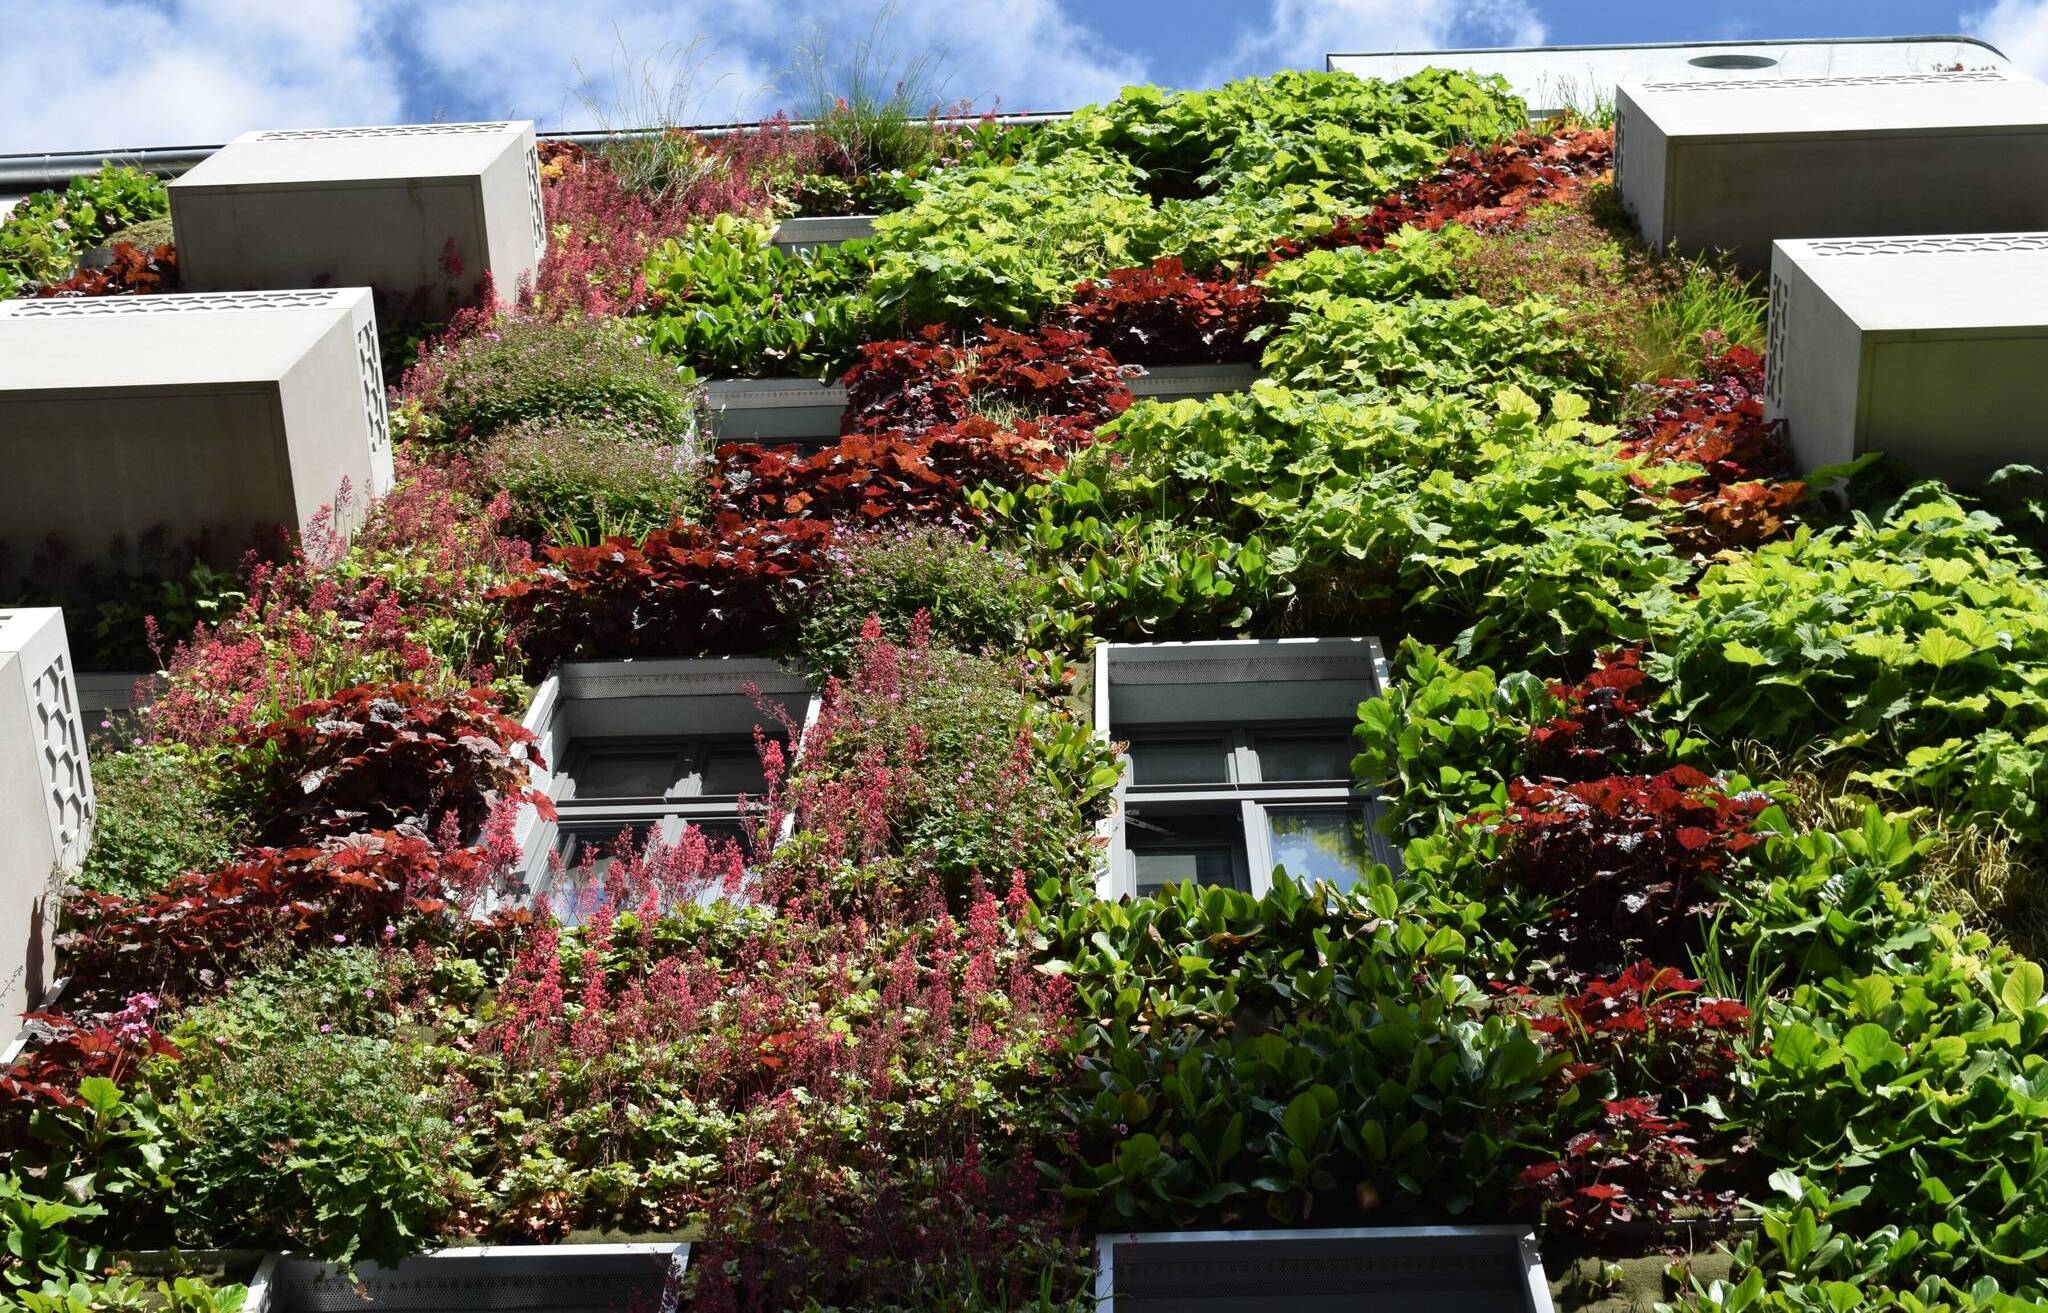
1096, 639, 1398, 899
513, 658, 819, 920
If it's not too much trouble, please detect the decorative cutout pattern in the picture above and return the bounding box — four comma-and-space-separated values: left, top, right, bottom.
355, 321, 390, 462
253, 123, 514, 141
525, 142, 546, 255
1766, 274, 1789, 409
1640, 69, 2005, 92
1612, 100, 1629, 197
1801, 233, 2048, 256
3, 290, 345, 317
29, 653, 93, 870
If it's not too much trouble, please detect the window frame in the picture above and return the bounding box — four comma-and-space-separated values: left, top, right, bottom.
1095, 639, 1398, 901
511, 658, 821, 913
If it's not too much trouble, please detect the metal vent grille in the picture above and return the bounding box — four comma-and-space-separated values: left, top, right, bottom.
2, 290, 344, 317
1802, 233, 2048, 256
253, 123, 514, 141
1638, 69, 2005, 92
1765, 273, 1789, 409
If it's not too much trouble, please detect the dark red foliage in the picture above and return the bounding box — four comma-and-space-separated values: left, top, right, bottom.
1490, 767, 1770, 973
710, 419, 1066, 528
1515, 1095, 1729, 1243
61, 832, 514, 999
1514, 964, 1751, 1244
1527, 648, 1655, 781
1532, 962, 1751, 1096
839, 324, 1133, 446
1052, 258, 1267, 365
494, 515, 833, 671
0, 1007, 175, 1115
1270, 126, 1612, 262
1620, 344, 1804, 555
35, 241, 179, 297
240, 683, 549, 846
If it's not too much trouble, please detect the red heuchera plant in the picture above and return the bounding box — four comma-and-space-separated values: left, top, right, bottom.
1514, 964, 1750, 1242
1488, 766, 1770, 973
144, 462, 527, 749
62, 826, 523, 1000
494, 514, 833, 671
709, 418, 1065, 528
1052, 257, 1266, 365
1620, 343, 1804, 555
1526, 648, 1656, 782
839, 324, 1134, 447
0, 995, 173, 1115
239, 682, 550, 846
1515, 1095, 1718, 1243
1272, 125, 1613, 261
35, 241, 179, 297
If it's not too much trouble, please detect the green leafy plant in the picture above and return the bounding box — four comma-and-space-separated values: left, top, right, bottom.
477, 414, 708, 545
75, 744, 246, 898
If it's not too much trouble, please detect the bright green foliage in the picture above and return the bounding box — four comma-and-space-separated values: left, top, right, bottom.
477, 414, 707, 545
1351, 641, 1555, 837
1258, 294, 1617, 406
866, 151, 1161, 329
792, 526, 1032, 675
0, 165, 168, 297
1258, 227, 1474, 306
17, 1275, 249, 1313
407, 314, 703, 443
76, 744, 246, 898
1738, 928, 2048, 1300
1647, 487, 2048, 839
641, 213, 878, 376
984, 386, 1692, 664
1040, 69, 1526, 197
1047, 872, 1549, 1226
149, 950, 464, 1267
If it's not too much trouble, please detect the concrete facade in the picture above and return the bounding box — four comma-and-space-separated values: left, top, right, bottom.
1765, 233, 2048, 485
0, 609, 92, 1026
0, 289, 393, 569
169, 122, 542, 304
1615, 70, 2048, 270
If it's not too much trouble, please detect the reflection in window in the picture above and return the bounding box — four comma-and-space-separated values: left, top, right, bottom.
1127, 809, 1248, 896
1266, 807, 1373, 893
1253, 733, 1353, 783
1126, 736, 1232, 787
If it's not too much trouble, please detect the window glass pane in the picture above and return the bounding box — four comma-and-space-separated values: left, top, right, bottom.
1254, 733, 1354, 783
570, 749, 680, 799
697, 744, 771, 796
552, 823, 653, 924
1126, 736, 1231, 786
1266, 807, 1374, 892
1127, 809, 1246, 895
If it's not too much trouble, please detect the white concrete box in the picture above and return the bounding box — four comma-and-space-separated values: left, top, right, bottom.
0, 608, 92, 1025
1615, 69, 2048, 269
170, 121, 543, 304
0, 290, 393, 567
1764, 233, 2048, 486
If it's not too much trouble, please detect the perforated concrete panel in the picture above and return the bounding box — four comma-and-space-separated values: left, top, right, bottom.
0, 608, 92, 1025
1615, 70, 2048, 269
1766, 233, 2048, 485
170, 121, 542, 303
0, 289, 393, 569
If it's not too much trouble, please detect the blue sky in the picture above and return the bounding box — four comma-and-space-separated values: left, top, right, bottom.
1, 0, 2045, 153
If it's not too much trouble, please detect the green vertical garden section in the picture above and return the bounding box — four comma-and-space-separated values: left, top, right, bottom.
5, 63, 2047, 1313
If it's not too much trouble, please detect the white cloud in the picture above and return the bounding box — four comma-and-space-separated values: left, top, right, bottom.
1964, 0, 2048, 80
1203, 0, 1547, 85
0, 0, 1147, 154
